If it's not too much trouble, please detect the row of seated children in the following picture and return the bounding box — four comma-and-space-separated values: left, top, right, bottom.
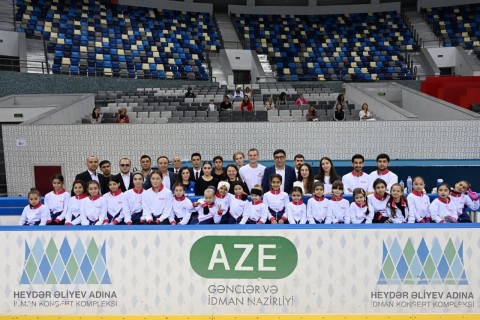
19, 172, 478, 226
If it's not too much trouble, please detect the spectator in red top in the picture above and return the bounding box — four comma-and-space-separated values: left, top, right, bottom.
241, 95, 253, 111
115, 107, 130, 123
295, 94, 308, 108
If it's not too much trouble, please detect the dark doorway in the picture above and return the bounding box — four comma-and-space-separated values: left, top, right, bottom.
233, 70, 251, 84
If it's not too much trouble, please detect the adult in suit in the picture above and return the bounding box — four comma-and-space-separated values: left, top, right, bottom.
170, 156, 182, 174
98, 160, 113, 195
144, 156, 177, 191
73, 155, 105, 195
115, 158, 134, 192
188, 152, 203, 181
261, 149, 296, 194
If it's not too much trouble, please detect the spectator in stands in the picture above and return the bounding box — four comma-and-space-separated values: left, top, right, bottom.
333, 103, 346, 121
261, 149, 296, 194
315, 157, 341, 194
115, 158, 134, 192
244, 87, 252, 97
359, 103, 375, 121
115, 107, 129, 123
140, 155, 153, 178
239, 148, 265, 192
232, 151, 245, 168
306, 105, 319, 121
223, 164, 249, 195
232, 86, 244, 100
99, 160, 112, 195
264, 96, 275, 110
336, 93, 347, 110
276, 92, 287, 107
241, 95, 254, 111
212, 155, 224, 180
189, 152, 203, 181
295, 94, 308, 107
185, 87, 196, 98
208, 99, 216, 111
90, 107, 103, 124
171, 156, 182, 174
220, 96, 232, 111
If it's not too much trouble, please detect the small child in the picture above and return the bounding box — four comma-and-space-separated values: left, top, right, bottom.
346, 188, 373, 224
327, 180, 349, 224
386, 183, 413, 223
368, 178, 390, 223
215, 181, 232, 224
406, 176, 431, 223
103, 176, 126, 224
194, 187, 221, 224
263, 174, 290, 224
240, 185, 268, 224
208, 99, 216, 111
44, 174, 70, 225
80, 181, 107, 225
449, 180, 479, 223
224, 183, 249, 224
286, 186, 307, 224
123, 172, 144, 225
430, 183, 458, 223
63, 180, 87, 226
19, 188, 50, 226
170, 183, 194, 225
306, 182, 331, 224
141, 171, 173, 224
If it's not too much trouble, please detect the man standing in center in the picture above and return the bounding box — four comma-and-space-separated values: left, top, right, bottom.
115, 158, 134, 192
239, 148, 265, 192
261, 149, 296, 194
144, 156, 176, 191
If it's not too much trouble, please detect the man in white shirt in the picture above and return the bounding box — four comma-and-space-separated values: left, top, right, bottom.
239, 148, 265, 192
342, 154, 370, 194
368, 153, 398, 193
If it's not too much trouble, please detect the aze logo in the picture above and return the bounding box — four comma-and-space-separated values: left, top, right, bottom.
20, 237, 111, 285
190, 236, 297, 279
378, 238, 468, 285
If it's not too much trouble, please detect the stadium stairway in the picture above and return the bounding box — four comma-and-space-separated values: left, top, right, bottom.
404, 11, 442, 48
0, 0, 15, 31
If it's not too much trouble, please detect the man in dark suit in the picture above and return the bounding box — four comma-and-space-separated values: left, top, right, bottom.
115, 158, 134, 192
73, 155, 105, 195
188, 152, 203, 181
98, 160, 113, 195
143, 156, 177, 191
261, 149, 296, 194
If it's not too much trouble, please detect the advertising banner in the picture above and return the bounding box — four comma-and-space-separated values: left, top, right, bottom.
0, 225, 479, 317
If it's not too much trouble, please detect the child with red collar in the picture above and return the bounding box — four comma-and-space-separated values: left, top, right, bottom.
286, 187, 307, 224
368, 178, 391, 223
194, 187, 221, 224
430, 183, 458, 223
263, 174, 290, 224
347, 188, 373, 224
170, 183, 195, 225
240, 185, 268, 224
307, 182, 331, 224
449, 180, 478, 223
45, 174, 69, 225
386, 183, 413, 223
223, 183, 249, 224
214, 181, 232, 224
64, 180, 87, 226
327, 180, 349, 224
123, 172, 145, 225
141, 170, 173, 224
406, 176, 431, 223
19, 188, 50, 226
103, 175, 127, 225
80, 181, 107, 225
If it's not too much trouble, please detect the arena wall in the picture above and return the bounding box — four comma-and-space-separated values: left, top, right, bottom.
2, 120, 479, 196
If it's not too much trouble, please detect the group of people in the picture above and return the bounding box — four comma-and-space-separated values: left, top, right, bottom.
19, 150, 478, 226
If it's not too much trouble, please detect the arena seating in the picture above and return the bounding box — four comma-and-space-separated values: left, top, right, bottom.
422, 3, 480, 49
232, 11, 417, 81
15, 0, 221, 80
